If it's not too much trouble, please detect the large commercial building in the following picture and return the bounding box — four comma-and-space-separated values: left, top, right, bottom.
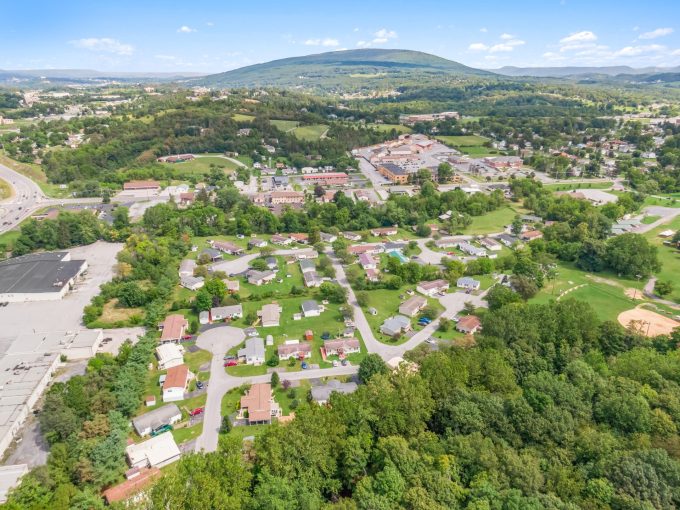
0, 252, 88, 303
377, 163, 409, 184
302, 173, 349, 186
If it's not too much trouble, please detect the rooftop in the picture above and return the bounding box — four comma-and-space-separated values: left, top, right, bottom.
0, 252, 86, 295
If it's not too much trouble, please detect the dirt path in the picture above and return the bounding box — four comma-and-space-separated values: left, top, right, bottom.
584, 274, 640, 299
617, 305, 679, 336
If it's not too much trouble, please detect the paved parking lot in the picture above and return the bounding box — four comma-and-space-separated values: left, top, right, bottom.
0, 241, 123, 338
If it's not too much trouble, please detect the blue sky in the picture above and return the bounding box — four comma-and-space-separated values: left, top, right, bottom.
2, 0, 680, 72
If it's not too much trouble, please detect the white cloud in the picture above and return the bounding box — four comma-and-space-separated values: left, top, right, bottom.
374, 28, 397, 40
480, 27, 488, 33
353, 27, 359, 32
468, 43, 489, 51
639, 27, 674, 40
304, 38, 339, 47
469, 36, 524, 53
177, 25, 196, 33
154, 54, 176, 60
560, 31, 597, 44
613, 44, 666, 57
205, 22, 214, 27
673, 49, 680, 56
500, 33, 514, 40
356, 40, 369, 48
69, 38, 134, 55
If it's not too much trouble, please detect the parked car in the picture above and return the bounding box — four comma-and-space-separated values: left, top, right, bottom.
341, 359, 349, 366
224, 360, 238, 367
189, 407, 204, 417
418, 317, 432, 325
151, 424, 173, 436
301, 362, 308, 369
182, 335, 193, 340
196, 381, 204, 390
223, 355, 236, 360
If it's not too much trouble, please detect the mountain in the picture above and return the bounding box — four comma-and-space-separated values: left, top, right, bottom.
194, 49, 495, 90
492, 65, 680, 78
0, 69, 206, 87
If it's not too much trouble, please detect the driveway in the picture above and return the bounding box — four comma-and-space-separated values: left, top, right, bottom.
634, 207, 680, 234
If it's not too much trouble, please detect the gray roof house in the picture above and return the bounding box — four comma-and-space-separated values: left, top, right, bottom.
210, 305, 243, 321
180, 275, 204, 291
299, 259, 316, 273
132, 404, 182, 436
301, 300, 321, 317
303, 270, 322, 288
311, 379, 358, 405
238, 337, 266, 366
200, 248, 222, 262
456, 277, 481, 290
380, 315, 411, 337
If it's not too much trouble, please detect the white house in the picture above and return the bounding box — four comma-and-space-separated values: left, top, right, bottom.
238, 337, 266, 366
456, 277, 481, 291
416, 279, 450, 297
155, 344, 184, 370
126, 433, 181, 469
301, 300, 321, 317
162, 365, 192, 402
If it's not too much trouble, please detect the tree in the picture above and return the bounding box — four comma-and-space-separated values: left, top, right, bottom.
319, 282, 347, 304
606, 234, 660, 277
193, 288, 212, 312
511, 216, 523, 236
486, 285, 522, 311
358, 354, 388, 383
271, 371, 280, 388
463, 301, 476, 315
356, 291, 370, 308
250, 258, 268, 271
654, 280, 673, 297
420, 306, 438, 320
510, 275, 539, 300
437, 162, 453, 183
111, 206, 129, 230
415, 224, 431, 237
438, 317, 451, 332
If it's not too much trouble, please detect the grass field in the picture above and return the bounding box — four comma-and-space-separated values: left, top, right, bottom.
436, 135, 490, 146
160, 156, 240, 175
270, 119, 299, 132
642, 215, 661, 225
100, 299, 144, 324
642, 193, 680, 209
0, 177, 12, 200
293, 124, 328, 141
544, 182, 613, 192
644, 215, 680, 303
232, 113, 255, 122
367, 123, 412, 134
461, 206, 518, 234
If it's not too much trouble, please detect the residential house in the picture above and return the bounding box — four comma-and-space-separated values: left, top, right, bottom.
302, 173, 349, 186
259, 303, 282, 327
272, 176, 289, 189
155, 344, 184, 370
211, 241, 245, 255
457, 277, 481, 291
238, 337, 266, 366
398, 295, 427, 317
224, 279, 240, 294
248, 238, 268, 249
247, 269, 277, 286
299, 259, 316, 273
159, 315, 189, 344
265, 257, 278, 270
200, 248, 222, 262
323, 338, 360, 356
239, 383, 282, 424
520, 214, 543, 224
270, 191, 304, 205
358, 253, 377, 270
178, 259, 196, 278
370, 227, 398, 237
434, 237, 460, 249
456, 315, 482, 334
320, 232, 337, 243
210, 305, 243, 321
311, 379, 358, 405
270, 234, 293, 245
123, 180, 161, 192
380, 315, 412, 337
342, 232, 362, 241
457, 242, 487, 257
103, 468, 162, 505
289, 233, 309, 244
162, 365, 192, 402
180, 275, 204, 291
521, 230, 543, 242
277, 341, 312, 360
179, 192, 195, 206
347, 244, 384, 255
365, 268, 381, 282
384, 241, 408, 252
416, 279, 450, 297
478, 238, 502, 251
301, 300, 321, 317
126, 433, 181, 469
295, 249, 318, 260
132, 404, 182, 436
303, 270, 322, 288
497, 234, 520, 247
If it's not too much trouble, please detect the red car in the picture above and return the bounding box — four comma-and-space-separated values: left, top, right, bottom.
189, 407, 204, 417
224, 360, 238, 367
182, 335, 193, 341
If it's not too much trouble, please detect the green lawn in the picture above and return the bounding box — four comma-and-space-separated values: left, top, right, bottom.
436, 135, 490, 146
172, 423, 202, 445
160, 156, 240, 175
544, 182, 614, 191
644, 216, 680, 303
642, 215, 661, 225
293, 124, 328, 141
232, 113, 255, 122
641, 193, 680, 209
462, 206, 519, 234
270, 119, 299, 132
367, 123, 412, 134
0, 229, 20, 254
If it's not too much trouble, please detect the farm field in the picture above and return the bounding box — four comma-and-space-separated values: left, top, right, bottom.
292, 124, 328, 141
232, 113, 255, 122
270, 119, 299, 132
